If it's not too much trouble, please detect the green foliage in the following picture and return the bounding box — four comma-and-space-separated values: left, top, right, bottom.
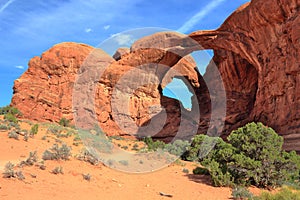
143, 136, 166, 151
185, 122, 300, 188
0, 105, 21, 116
59, 117, 70, 127
193, 166, 209, 175
47, 124, 63, 134
30, 124, 39, 136
182, 168, 189, 173
232, 186, 253, 200
254, 186, 300, 200
0, 124, 10, 131
164, 140, 190, 156
42, 144, 71, 160
4, 113, 18, 123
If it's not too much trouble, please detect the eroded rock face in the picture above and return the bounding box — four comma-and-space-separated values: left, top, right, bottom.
11, 0, 300, 151
11, 42, 94, 122
190, 0, 300, 151
11, 33, 200, 140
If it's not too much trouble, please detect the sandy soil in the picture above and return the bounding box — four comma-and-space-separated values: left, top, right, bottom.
0, 119, 264, 200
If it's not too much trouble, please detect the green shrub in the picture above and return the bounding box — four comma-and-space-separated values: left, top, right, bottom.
193, 166, 209, 175
143, 136, 166, 151
4, 113, 18, 123
59, 117, 70, 127
0, 106, 21, 116
185, 122, 300, 188
164, 140, 190, 156
0, 124, 10, 131
8, 130, 19, 140
254, 186, 300, 200
232, 186, 253, 200
30, 124, 39, 136
47, 125, 63, 134
42, 144, 71, 160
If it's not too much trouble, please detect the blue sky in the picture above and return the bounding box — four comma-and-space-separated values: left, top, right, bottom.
0, 0, 249, 107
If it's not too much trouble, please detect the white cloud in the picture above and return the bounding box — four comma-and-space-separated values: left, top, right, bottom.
0, 0, 15, 14
112, 33, 134, 46
177, 0, 226, 33
15, 65, 24, 69
85, 28, 92, 33
103, 25, 110, 30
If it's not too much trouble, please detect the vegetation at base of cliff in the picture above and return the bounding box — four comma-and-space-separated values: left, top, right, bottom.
59, 117, 71, 127
183, 122, 300, 188
0, 105, 22, 116
42, 143, 71, 161
142, 136, 190, 156
253, 186, 300, 200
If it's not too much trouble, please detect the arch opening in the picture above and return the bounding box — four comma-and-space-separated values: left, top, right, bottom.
162, 77, 193, 110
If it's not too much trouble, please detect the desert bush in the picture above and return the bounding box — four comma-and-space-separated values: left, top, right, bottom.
52, 166, 63, 174
2, 162, 15, 178
121, 145, 129, 150
254, 186, 300, 200
82, 173, 91, 181
185, 122, 300, 188
16, 171, 25, 180
193, 166, 209, 175
164, 139, 190, 156
182, 168, 189, 174
59, 117, 70, 127
42, 144, 71, 160
4, 113, 18, 123
231, 186, 253, 200
0, 124, 10, 131
30, 124, 39, 136
8, 121, 20, 129
131, 143, 139, 151
76, 149, 99, 165
0, 105, 21, 116
8, 130, 19, 140
20, 151, 38, 166
143, 136, 166, 151
47, 124, 63, 135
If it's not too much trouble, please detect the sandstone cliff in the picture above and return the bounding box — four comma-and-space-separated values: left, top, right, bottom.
11, 0, 300, 151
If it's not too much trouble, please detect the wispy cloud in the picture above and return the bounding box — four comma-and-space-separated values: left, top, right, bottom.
15, 65, 24, 69
85, 28, 92, 33
103, 25, 110, 30
0, 0, 15, 14
112, 33, 134, 46
177, 0, 226, 33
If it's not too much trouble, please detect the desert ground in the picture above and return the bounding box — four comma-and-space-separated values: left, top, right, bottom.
0, 118, 266, 200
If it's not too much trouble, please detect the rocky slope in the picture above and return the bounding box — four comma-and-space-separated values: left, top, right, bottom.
11, 0, 300, 151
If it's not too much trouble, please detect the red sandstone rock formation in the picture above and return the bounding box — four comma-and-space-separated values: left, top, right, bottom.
189, 0, 300, 150
11, 0, 300, 151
